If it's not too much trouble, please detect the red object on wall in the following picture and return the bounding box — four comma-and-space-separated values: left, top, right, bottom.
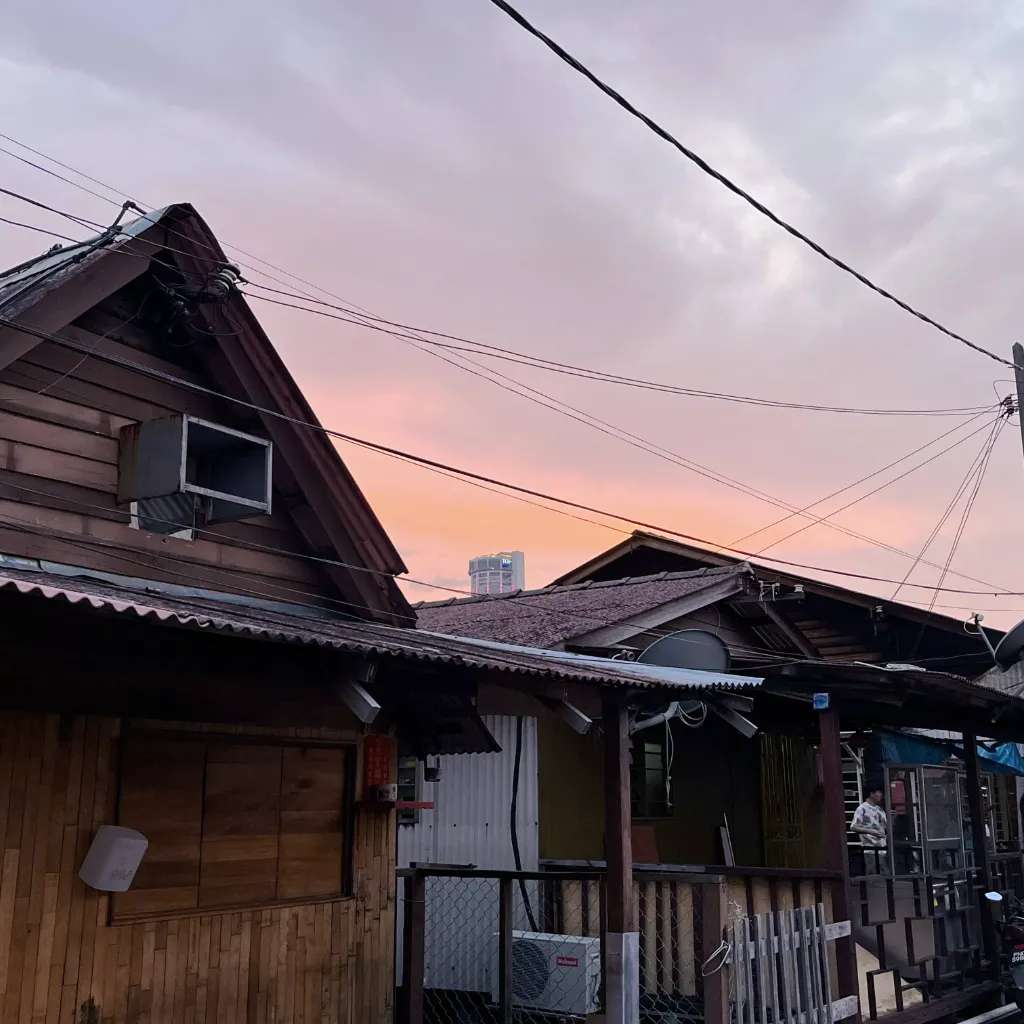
363, 735, 396, 797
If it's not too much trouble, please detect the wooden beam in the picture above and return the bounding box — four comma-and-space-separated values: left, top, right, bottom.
567, 574, 746, 647
818, 707, 860, 1018
700, 877, 729, 1024
761, 601, 820, 658
602, 691, 639, 1024
498, 877, 514, 1024
964, 732, 998, 968
401, 872, 425, 1024
0, 227, 161, 370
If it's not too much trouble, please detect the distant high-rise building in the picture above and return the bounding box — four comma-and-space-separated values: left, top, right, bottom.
469, 550, 525, 595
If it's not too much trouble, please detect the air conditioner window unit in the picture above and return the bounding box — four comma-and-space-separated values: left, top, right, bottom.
489, 931, 601, 1016
118, 414, 272, 524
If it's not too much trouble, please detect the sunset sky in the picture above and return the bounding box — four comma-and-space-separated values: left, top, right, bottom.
3, 1, 1024, 624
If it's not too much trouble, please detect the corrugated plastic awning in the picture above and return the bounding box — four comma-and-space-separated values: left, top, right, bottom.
0, 567, 763, 694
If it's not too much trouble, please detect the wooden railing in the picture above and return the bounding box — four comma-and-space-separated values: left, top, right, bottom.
541, 861, 844, 1024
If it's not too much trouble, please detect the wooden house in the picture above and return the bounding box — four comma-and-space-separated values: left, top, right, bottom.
416, 534, 1024, 1022
0, 208, 747, 1024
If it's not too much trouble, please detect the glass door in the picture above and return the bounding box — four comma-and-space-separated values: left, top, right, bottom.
886, 765, 924, 876
921, 766, 965, 875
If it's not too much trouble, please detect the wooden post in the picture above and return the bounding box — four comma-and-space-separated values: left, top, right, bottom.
401, 872, 426, 1024
498, 876, 514, 1024
701, 877, 729, 1024
818, 706, 860, 1017
963, 732, 998, 968
603, 691, 639, 1024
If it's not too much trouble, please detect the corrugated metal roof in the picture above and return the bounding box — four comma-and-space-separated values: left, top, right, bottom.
0, 209, 166, 312
0, 567, 762, 693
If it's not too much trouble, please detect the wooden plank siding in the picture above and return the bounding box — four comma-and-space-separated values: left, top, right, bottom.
0, 354, 340, 604
0, 711, 396, 1024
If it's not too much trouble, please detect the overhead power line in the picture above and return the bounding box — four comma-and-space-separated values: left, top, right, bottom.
0, 216, 80, 245
891, 415, 1007, 602
0, 150, 1012, 590
0, 479, 802, 662
0, 195, 1012, 593
748, 412, 1005, 556
0, 181, 990, 420
0, 311, 1020, 598
242, 285, 991, 418
483, 0, 1021, 374
239, 284, 1013, 593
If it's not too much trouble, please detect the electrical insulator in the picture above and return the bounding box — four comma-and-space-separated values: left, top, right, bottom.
205, 264, 241, 301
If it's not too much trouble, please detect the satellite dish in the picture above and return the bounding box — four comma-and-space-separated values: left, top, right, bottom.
638, 629, 730, 672
994, 619, 1024, 670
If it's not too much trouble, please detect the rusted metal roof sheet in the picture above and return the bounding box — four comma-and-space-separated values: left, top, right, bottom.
0, 567, 762, 692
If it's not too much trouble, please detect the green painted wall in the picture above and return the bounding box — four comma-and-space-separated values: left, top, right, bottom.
538, 714, 764, 865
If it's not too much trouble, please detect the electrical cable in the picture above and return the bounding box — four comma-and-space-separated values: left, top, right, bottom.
242, 285, 990, 419
0, 203, 132, 314
4, 166, 1012, 590
0, 216, 80, 245
0, 186, 104, 233
33, 286, 156, 396
510, 715, 538, 930
1, 144, 1003, 416
0, 476, 806, 662
483, 0, 1022, 374
891, 413, 1008, 601
731, 406, 1003, 549
750, 414, 1003, 557
0, 311, 1019, 598
923, 416, 1007, 615
2, 231, 1000, 588
244, 287, 1013, 593
0, 141, 376, 317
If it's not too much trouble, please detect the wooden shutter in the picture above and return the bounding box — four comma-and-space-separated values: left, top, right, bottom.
278, 747, 346, 899
198, 742, 282, 908
114, 736, 205, 916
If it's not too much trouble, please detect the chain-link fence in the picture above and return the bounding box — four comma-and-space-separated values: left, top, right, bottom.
636, 874, 705, 1022
401, 869, 604, 1023
399, 867, 723, 1024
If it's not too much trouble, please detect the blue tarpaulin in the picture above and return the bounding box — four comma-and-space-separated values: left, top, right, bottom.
874, 730, 1024, 775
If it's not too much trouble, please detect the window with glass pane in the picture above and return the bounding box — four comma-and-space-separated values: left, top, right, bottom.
631, 732, 669, 818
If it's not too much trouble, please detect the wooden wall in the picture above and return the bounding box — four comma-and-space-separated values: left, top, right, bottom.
0, 304, 339, 605
0, 711, 397, 1024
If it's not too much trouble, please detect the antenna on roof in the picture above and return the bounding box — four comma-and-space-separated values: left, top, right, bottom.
634, 630, 758, 738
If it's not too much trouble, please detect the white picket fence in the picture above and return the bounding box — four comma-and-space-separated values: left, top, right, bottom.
731, 904, 858, 1024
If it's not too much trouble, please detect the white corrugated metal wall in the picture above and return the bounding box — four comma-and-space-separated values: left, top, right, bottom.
396, 714, 539, 991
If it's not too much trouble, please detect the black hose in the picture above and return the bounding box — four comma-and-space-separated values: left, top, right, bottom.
511, 715, 538, 930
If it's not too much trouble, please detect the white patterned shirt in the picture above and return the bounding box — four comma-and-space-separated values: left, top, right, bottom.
852, 800, 887, 847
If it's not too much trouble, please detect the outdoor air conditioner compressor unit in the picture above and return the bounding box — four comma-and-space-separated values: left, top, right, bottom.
489, 931, 601, 1016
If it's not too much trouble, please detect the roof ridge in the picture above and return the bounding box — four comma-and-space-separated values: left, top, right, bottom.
414, 563, 748, 610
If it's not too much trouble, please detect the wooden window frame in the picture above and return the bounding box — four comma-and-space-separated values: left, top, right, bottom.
111, 729, 357, 923
631, 728, 672, 820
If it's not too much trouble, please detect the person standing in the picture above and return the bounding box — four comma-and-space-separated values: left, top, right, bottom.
852, 784, 888, 874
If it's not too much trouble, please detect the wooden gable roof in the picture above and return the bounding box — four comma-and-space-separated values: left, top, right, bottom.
0, 203, 411, 623
552, 531, 1000, 675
